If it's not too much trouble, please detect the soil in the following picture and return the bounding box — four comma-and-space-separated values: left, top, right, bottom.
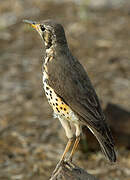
0, 1, 130, 180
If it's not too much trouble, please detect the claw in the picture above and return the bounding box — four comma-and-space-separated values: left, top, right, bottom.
51, 160, 64, 177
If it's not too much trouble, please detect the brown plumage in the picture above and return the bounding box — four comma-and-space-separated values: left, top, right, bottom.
24, 19, 116, 162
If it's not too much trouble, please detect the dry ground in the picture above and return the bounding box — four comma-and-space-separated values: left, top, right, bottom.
0, 1, 130, 180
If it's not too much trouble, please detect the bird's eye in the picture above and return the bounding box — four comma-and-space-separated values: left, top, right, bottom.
40, 25, 45, 31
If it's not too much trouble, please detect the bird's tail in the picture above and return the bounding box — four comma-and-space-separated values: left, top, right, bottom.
88, 125, 116, 162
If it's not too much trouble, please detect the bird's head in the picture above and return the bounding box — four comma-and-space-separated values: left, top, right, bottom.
24, 19, 67, 49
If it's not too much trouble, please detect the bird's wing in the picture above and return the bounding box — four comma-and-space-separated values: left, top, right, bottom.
47, 54, 105, 130
47, 52, 116, 162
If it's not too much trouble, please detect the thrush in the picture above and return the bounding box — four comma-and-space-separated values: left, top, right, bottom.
24, 19, 116, 163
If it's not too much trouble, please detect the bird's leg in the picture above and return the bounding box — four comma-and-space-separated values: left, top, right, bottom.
52, 138, 74, 176
60, 138, 74, 162
52, 117, 75, 176
58, 117, 74, 161
68, 123, 81, 161
68, 136, 80, 161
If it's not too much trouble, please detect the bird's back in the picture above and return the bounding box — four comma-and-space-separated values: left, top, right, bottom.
47, 48, 116, 162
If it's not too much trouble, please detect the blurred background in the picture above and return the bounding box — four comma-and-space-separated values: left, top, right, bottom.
0, 0, 130, 179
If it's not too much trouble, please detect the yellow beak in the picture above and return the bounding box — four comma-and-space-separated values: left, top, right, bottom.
23, 19, 39, 30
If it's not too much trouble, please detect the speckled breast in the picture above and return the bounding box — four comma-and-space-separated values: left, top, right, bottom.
42, 68, 79, 123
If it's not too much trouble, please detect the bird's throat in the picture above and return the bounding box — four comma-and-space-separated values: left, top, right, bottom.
44, 45, 54, 65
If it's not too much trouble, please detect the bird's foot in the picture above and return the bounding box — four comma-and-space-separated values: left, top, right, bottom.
51, 160, 64, 177
64, 159, 75, 169
65, 156, 73, 164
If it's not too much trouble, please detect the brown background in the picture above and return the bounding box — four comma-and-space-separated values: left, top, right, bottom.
0, 0, 130, 179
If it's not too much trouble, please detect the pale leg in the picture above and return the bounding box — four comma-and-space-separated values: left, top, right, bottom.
59, 117, 74, 139
69, 123, 81, 161
58, 117, 74, 161
60, 138, 73, 162
52, 118, 74, 175
69, 136, 80, 161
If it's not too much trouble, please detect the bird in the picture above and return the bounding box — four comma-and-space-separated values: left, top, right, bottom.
24, 19, 116, 164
